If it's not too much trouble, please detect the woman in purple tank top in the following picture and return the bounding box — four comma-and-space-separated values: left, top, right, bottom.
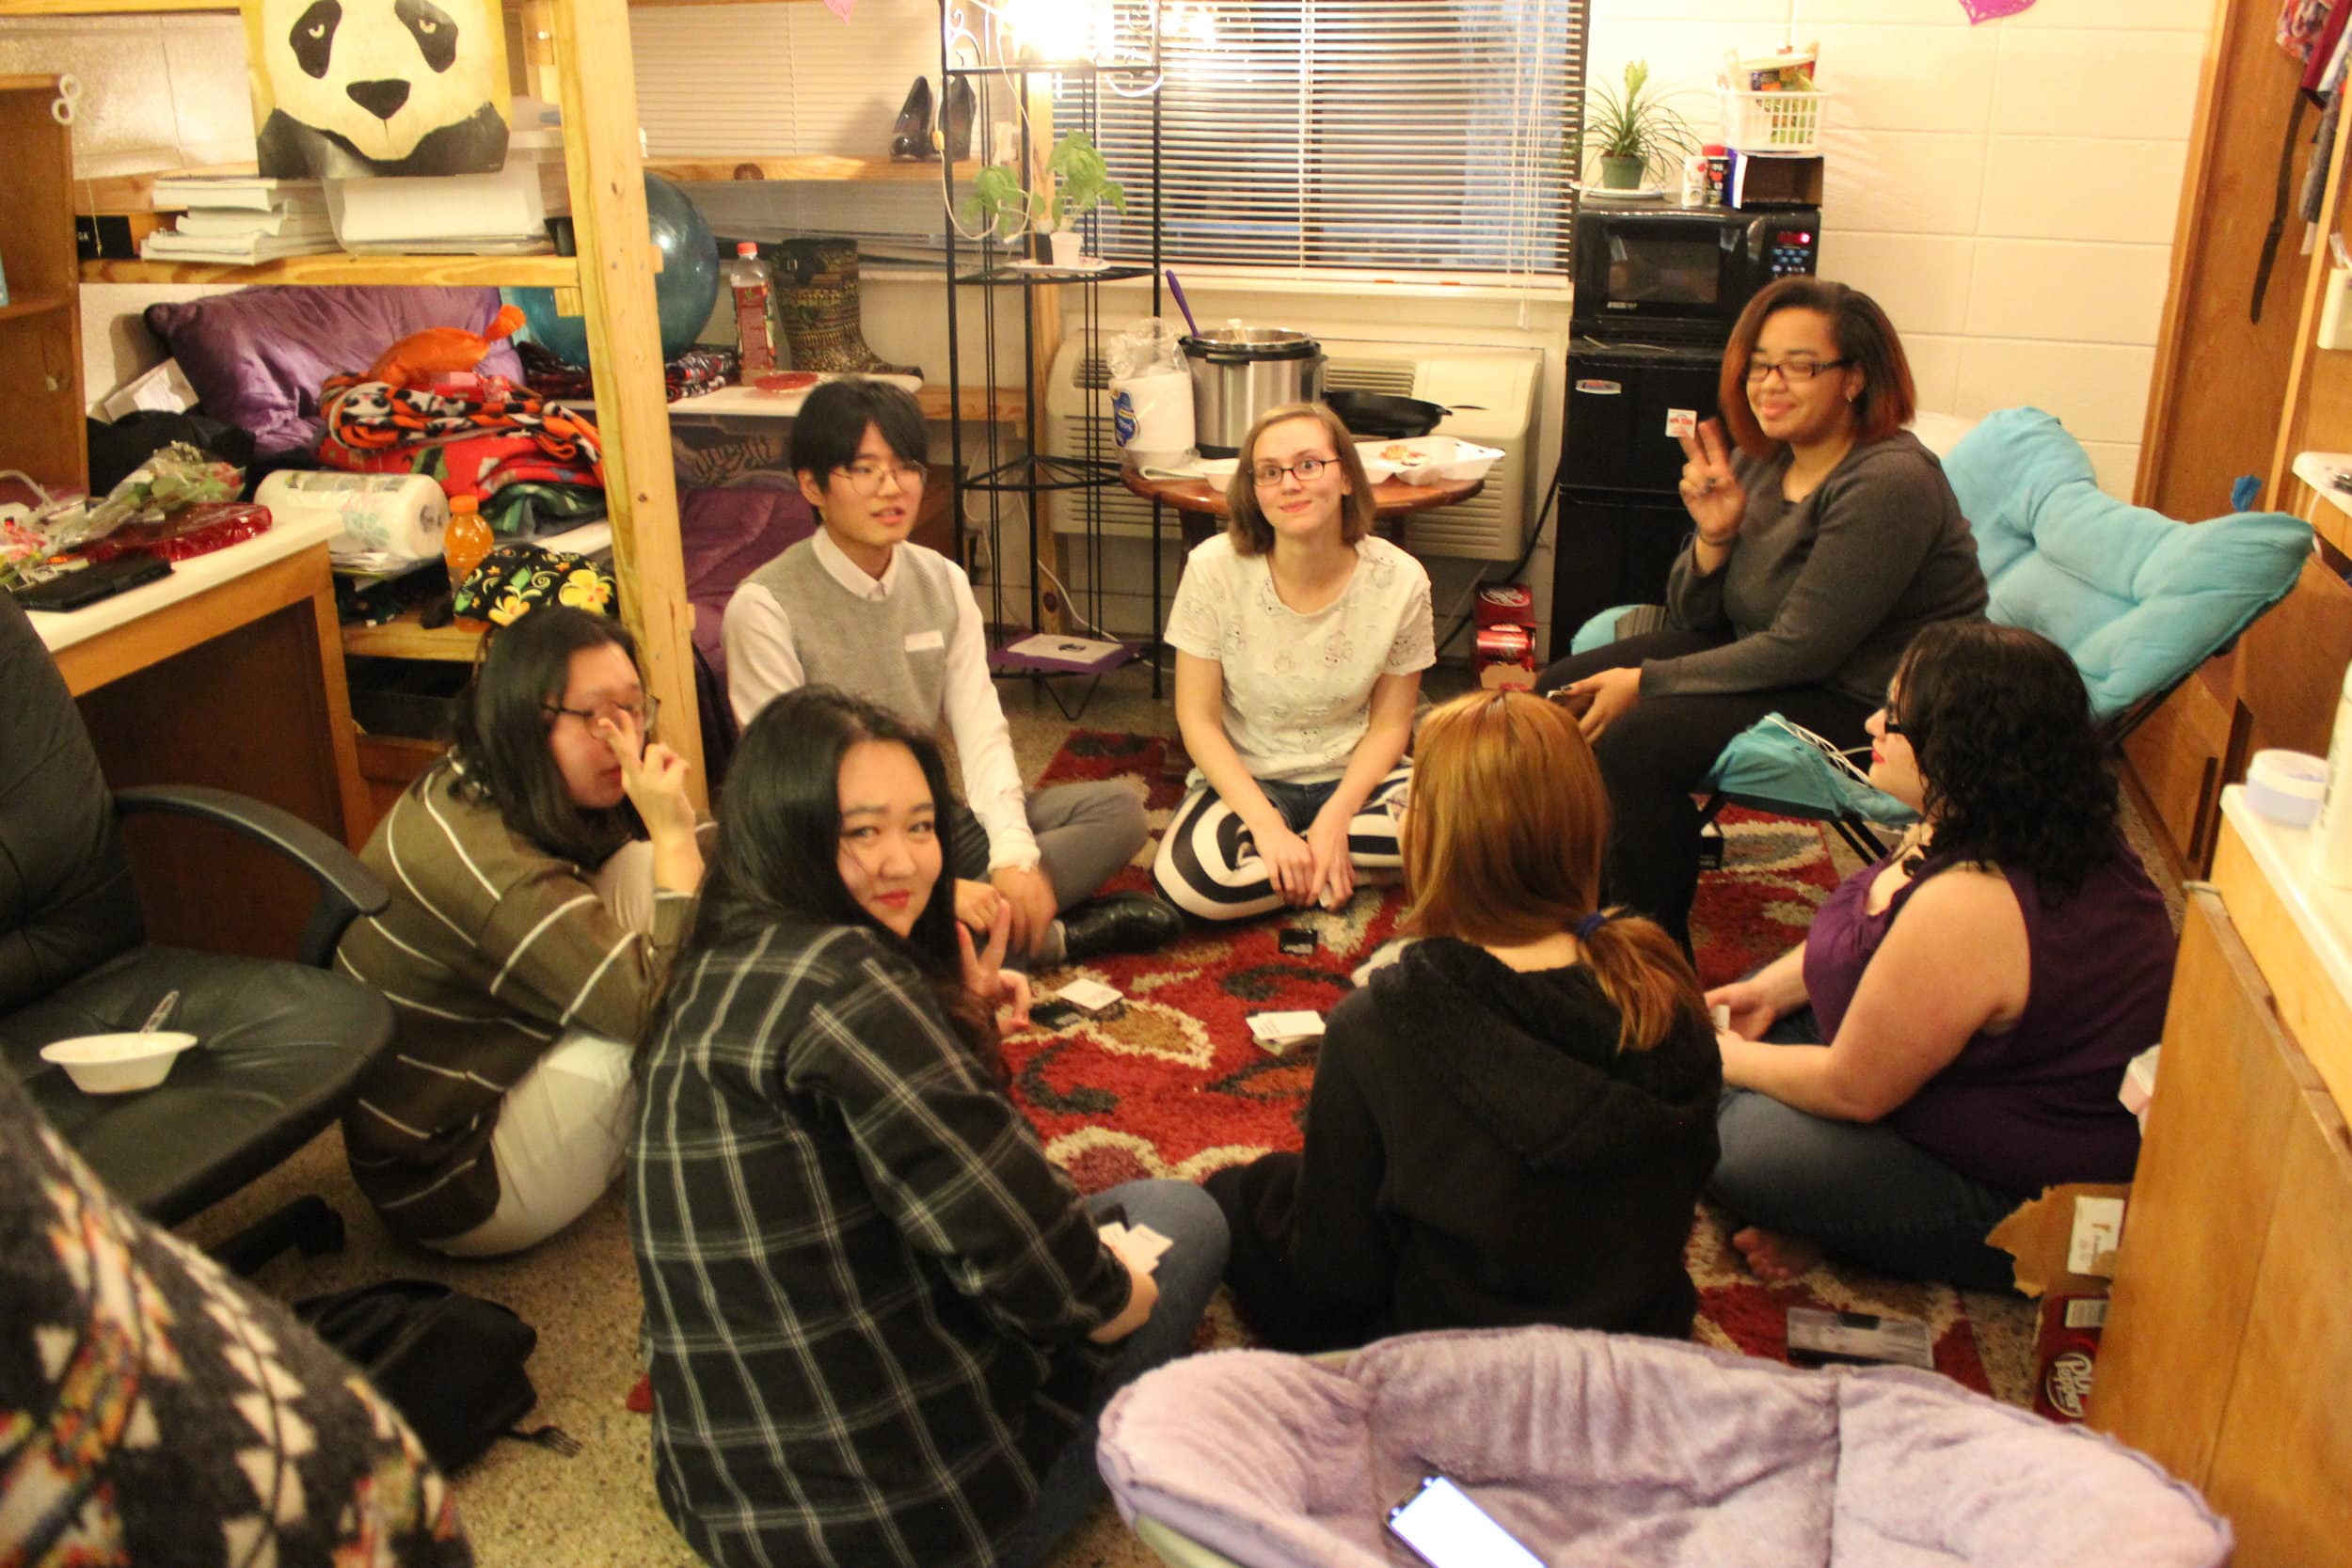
1705, 623, 2174, 1291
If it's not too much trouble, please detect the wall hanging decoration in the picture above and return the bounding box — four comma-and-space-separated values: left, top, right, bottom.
243, 0, 510, 178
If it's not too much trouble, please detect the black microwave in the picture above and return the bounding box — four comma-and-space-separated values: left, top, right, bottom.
1571, 205, 1821, 336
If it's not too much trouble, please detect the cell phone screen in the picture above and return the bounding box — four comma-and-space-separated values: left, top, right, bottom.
1386, 1476, 1546, 1568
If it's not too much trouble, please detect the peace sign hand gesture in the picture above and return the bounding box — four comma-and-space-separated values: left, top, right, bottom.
955, 898, 1034, 1029
1677, 418, 1745, 546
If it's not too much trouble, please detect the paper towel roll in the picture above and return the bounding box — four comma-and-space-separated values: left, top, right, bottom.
1111, 371, 1195, 467
256, 470, 449, 572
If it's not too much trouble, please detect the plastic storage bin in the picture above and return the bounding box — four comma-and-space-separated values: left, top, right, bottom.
1719, 88, 1829, 153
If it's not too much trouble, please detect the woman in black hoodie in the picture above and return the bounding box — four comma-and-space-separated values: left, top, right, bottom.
1204, 689, 1723, 1351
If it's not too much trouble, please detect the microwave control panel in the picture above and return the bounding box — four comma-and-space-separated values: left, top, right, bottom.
1767, 228, 1820, 279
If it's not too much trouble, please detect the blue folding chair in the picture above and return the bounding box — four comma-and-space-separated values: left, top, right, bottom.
1569, 407, 2313, 861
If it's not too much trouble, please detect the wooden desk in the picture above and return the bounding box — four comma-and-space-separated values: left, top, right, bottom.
2090, 789, 2352, 1565
31, 517, 368, 960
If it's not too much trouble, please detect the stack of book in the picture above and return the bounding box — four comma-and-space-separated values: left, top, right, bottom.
140, 175, 339, 265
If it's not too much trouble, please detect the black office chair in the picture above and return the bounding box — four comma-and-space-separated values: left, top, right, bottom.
0, 592, 395, 1272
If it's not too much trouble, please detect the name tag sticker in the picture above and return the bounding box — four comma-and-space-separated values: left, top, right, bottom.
903, 628, 946, 652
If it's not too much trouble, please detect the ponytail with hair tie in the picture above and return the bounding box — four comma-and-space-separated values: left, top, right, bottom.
1572, 905, 1702, 1054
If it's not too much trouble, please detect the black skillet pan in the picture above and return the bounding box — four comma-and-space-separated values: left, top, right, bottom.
1323, 389, 1485, 439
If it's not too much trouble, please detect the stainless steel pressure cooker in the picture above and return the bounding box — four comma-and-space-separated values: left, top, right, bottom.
1181, 327, 1327, 456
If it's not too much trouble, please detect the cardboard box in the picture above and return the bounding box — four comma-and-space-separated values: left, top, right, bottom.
1727, 150, 1824, 210
1474, 583, 1534, 627
1986, 1182, 2130, 1423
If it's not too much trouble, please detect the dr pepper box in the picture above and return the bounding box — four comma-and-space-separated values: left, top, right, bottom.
1474, 583, 1534, 626
1985, 1183, 2129, 1425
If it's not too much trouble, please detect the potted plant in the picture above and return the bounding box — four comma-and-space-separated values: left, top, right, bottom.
966, 131, 1128, 267
1582, 60, 1698, 191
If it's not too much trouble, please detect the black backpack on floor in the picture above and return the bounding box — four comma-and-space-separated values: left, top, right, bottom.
294, 1279, 568, 1473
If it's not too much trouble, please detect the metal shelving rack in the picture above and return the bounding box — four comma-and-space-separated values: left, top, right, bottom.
936, 5, 1165, 705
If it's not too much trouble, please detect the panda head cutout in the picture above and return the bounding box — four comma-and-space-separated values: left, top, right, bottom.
248, 0, 509, 178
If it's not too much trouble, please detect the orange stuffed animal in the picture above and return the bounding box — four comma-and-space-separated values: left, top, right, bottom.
366, 304, 527, 390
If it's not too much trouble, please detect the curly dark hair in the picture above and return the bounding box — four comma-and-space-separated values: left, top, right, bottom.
1893, 622, 2119, 897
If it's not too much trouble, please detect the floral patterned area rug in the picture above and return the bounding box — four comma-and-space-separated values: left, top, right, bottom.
1013, 729, 2036, 1405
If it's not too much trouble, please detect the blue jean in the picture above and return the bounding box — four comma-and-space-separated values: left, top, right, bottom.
1708, 1008, 2027, 1292
995, 1179, 1231, 1568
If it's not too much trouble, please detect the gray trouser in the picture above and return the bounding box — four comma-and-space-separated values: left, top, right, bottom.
947, 780, 1149, 911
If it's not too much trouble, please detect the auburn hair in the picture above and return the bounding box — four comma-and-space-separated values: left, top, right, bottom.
1222, 401, 1375, 555
1399, 690, 1704, 1053
1716, 277, 1916, 459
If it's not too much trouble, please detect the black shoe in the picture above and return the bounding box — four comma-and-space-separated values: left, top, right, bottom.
1058, 893, 1184, 961
941, 76, 975, 163
890, 77, 935, 162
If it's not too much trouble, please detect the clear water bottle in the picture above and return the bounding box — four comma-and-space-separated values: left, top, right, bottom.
728, 242, 776, 376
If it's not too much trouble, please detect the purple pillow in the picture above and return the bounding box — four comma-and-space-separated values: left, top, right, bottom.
144, 286, 526, 457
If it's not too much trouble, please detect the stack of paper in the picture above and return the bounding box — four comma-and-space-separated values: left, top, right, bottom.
141, 176, 339, 265
326, 123, 567, 256
1248, 1011, 1326, 1052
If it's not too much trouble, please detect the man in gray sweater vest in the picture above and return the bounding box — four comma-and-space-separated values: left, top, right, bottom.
723, 378, 1182, 964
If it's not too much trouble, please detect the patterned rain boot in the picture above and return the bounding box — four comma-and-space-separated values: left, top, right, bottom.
774, 238, 923, 378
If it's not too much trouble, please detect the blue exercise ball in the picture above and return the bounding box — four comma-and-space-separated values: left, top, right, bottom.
506, 173, 719, 366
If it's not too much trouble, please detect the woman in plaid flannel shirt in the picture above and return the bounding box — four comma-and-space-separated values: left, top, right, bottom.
629, 689, 1227, 1568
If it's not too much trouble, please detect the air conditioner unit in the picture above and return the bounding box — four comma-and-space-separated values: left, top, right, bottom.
1042, 338, 1541, 561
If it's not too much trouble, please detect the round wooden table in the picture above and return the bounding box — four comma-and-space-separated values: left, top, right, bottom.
1120, 467, 1485, 526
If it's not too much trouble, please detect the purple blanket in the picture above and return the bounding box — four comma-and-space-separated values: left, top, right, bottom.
1096, 1326, 2230, 1568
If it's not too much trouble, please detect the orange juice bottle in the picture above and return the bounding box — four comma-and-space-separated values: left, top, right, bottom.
443, 494, 494, 620
444, 494, 493, 586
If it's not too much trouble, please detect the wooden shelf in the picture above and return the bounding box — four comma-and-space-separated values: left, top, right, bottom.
342, 610, 485, 664
82, 253, 582, 288
0, 293, 70, 323
85, 158, 962, 219
649, 156, 979, 184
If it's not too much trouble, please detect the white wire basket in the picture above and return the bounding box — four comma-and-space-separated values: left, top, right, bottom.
1718, 88, 1831, 154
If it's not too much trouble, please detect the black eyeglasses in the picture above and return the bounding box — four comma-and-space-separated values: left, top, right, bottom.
1251, 455, 1335, 487
1745, 356, 1854, 384
546, 695, 660, 735
1881, 712, 1907, 736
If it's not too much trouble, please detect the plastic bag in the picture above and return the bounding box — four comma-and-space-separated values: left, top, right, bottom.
1107, 317, 1195, 467
1106, 316, 1186, 381
0, 443, 243, 589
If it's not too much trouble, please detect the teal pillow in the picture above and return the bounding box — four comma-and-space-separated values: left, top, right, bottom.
1940, 408, 2310, 720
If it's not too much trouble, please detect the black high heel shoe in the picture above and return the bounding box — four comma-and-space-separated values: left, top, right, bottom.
889, 77, 935, 162
941, 76, 975, 164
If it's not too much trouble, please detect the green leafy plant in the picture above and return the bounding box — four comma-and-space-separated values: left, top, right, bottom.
1581, 60, 1699, 185
965, 131, 1128, 239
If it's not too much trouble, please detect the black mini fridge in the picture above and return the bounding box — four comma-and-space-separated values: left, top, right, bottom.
1551, 336, 1724, 646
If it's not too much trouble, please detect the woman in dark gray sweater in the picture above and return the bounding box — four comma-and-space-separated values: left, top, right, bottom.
1537, 277, 1985, 953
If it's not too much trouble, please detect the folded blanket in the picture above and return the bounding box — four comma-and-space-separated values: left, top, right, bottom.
318, 376, 605, 486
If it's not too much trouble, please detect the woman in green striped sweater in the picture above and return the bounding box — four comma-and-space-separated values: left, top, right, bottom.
336, 606, 704, 1254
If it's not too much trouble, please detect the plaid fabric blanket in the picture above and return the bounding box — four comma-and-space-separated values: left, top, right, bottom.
516, 341, 739, 404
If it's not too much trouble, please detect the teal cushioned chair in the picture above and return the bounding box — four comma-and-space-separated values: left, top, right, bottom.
1570, 408, 2313, 858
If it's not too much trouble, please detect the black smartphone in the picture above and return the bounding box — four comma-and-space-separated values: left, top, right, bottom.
9, 555, 170, 611
1386, 1476, 1546, 1568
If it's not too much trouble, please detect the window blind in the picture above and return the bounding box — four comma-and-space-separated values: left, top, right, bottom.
1062, 0, 1583, 277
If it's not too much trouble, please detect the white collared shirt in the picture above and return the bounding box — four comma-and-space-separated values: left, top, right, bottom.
723, 531, 1041, 873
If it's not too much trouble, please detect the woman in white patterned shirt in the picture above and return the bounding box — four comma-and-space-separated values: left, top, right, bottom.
630, 689, 1227, 1568
1154, 402, 1436, 921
